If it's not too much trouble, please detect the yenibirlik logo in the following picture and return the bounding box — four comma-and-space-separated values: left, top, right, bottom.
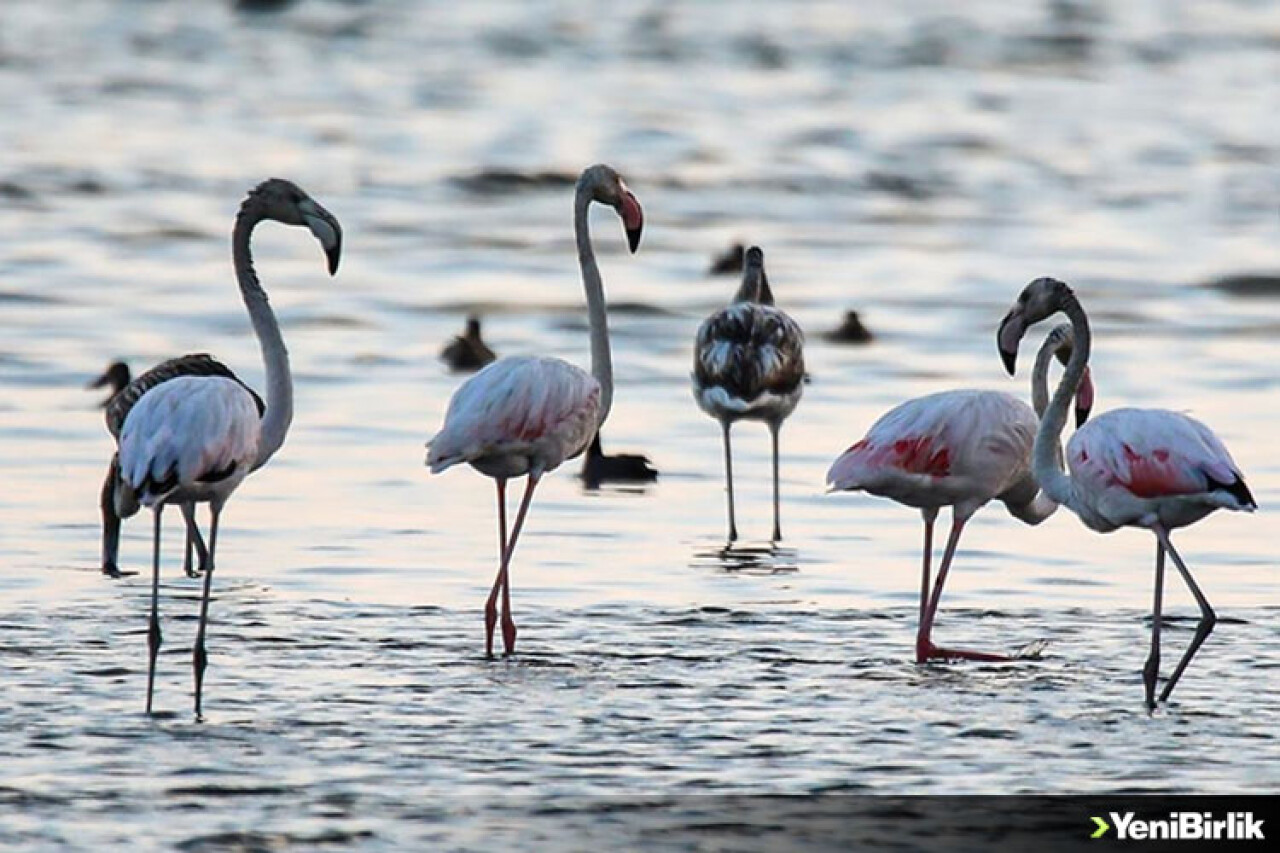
1091, 812, 1265, 841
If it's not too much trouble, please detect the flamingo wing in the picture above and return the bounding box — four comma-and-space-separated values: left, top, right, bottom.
106, 353, 264, 439
118, 376, 262, 505
827, 390, 1034, 504
1067, 408, 1253, 505
427, 356, 601, 474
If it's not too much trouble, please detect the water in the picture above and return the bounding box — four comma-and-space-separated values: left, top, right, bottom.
2, 0, 1279, 847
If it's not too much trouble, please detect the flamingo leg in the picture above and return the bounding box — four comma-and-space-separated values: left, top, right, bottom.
916, 515, 1011, 663
484, 478, 508, 658
1154, 527, 1216, 705
180, 502, 209, 579
192, 504, 221, 720
768, 421, 782, 542
1143, 537, 1166, 711
917, 509, 938, 632
101, 460, 125, 578
497, 474, 541, 656
721, 420, 738, 542
145, 505, 164, 714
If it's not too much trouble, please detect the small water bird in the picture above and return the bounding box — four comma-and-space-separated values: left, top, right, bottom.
708, 242, 745, 275
823, 309, 874, 344
427, 164, 643, 657
88, 361, 131, 405
116, 179, 341, 716
998, 276, 1255, 709
827, 323, 1092, 663
440, 316, 497, 372
693, 246, 804, 542
579, 432, 658, 489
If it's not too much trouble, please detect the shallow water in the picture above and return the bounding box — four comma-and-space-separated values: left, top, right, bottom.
2, 0, 1279, 847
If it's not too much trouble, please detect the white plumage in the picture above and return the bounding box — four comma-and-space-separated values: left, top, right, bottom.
425, 164, 643, 658
826, 326, 1087, 664
999, 276, 1255, 709
119, 376, 261, 507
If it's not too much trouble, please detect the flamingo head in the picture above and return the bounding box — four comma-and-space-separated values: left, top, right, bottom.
1042, 324, 1093, 427
998, 276, 1074, 375
582, 164, 644, 253
245, 178, 344, 275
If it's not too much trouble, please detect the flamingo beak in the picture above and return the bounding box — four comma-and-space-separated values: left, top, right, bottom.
300, 200, 343, 275
997, 309, 1025, 376
619, 190, 643, 254
1075, 365, 1094, 428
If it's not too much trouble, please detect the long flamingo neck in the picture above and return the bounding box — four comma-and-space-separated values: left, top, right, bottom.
1033, 291, 1090, 507
233, 204, 293, 470
574, 182, 613, 428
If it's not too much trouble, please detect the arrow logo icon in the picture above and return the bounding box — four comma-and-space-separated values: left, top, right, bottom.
1091, 816, 1110, 838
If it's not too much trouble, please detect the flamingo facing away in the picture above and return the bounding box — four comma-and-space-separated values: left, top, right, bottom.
426, 164, 643, 657
579, 431, 659, 489
998, 276, 1256, 709
693, 246, 805, 541
92, 357, 265, 580
826, 324, 1094, 663
441, 315, 497, 372
117, 178, 341, 716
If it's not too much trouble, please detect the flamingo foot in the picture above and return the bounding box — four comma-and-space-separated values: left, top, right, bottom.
103, 562, 136, 579
501, 617, 518, 656
915, 638, 1013, 664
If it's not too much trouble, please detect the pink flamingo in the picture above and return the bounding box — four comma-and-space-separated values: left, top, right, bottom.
426, 164, 643, 657
998, 276, 1256, 709
826, 324, 1093, 663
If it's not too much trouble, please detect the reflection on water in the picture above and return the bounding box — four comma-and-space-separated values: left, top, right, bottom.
2, 0, 1280, 846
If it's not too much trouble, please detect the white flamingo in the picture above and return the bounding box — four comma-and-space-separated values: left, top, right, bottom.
998, 276, 1256, 708
426, 164, 643, 657
93, 355, 264, 580
693, 246, 804, 542
826, 324, 1094, 663
117, 178, 341, 716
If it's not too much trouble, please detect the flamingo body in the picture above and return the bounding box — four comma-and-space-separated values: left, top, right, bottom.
118, 376, 261, 508
693, 302, 804, 423
428, 355, 600, 479
828, 389, 1039, 517
1063, 408, 1254, 533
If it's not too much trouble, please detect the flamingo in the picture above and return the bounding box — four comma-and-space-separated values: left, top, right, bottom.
440, 315, 497, 372
117, 178, 341, 716
826, 324, 1094, 663
92, 356, 264, 580
426, 163, 643, 657
693, 245, 805, 542
579, 431, 658, 489
997, 276, 1256, 708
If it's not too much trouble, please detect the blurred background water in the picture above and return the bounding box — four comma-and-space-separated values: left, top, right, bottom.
1, 0, 1279, 848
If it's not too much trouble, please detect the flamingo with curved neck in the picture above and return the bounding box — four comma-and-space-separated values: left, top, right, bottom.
117, 178, 341, 717
826, 325, 1090, 663
427, 163, 643, 657
998, 276, 1256, 709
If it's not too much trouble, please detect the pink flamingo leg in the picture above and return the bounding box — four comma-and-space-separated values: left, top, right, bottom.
497, 474, 541, 656
1143, 537, 1165, 710
916, 510, 937, 643
1154, 526, 1217, 705
483, 478, 508, 658
916, 515, 1012, 663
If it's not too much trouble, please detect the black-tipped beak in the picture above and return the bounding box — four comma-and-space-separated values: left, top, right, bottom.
626, 223, 642, 254
996, 309, 1025, 376
1075, 404, 1090, 429
326, 243, 342, 275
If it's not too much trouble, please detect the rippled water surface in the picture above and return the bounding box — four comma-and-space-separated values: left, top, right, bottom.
2, 0, 1279, 848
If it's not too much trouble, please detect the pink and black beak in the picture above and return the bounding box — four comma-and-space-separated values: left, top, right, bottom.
1075, 365, 1094, 428
619, 188, 643, 254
